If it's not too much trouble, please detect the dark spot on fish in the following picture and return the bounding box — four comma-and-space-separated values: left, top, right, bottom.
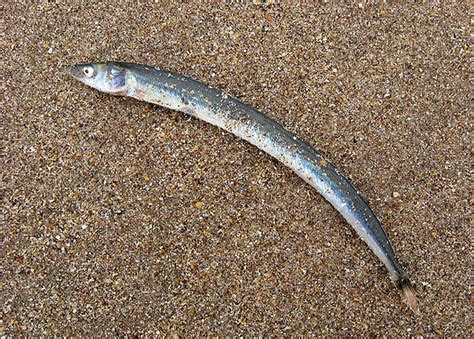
181, 97, 189, 105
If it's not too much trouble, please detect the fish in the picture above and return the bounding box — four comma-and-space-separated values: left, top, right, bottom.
64, 62, 419, 314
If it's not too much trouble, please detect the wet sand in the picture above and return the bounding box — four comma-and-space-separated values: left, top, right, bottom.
3, 2, 471, 336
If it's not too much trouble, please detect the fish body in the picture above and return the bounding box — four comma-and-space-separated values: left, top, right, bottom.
65, 62, 419, 313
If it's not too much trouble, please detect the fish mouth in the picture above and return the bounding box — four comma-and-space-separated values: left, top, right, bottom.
61, 65, 83, 80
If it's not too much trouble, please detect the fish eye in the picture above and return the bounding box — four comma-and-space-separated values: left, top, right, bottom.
82, 66, 94, 78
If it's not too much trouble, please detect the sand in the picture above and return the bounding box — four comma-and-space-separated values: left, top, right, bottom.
3, 2, 471, 336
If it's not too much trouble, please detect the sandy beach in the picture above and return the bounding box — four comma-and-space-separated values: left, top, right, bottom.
3, 2, 471, 336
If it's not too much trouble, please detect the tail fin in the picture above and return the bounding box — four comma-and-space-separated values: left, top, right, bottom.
399, 278, 420, 315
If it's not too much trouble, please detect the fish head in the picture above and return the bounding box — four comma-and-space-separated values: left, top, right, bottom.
64, 63, 129, 96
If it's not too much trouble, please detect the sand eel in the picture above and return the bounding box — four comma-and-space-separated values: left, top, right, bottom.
65, 62, 419, 314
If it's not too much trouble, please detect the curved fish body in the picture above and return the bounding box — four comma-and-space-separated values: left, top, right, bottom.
65, 62, 418, 313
